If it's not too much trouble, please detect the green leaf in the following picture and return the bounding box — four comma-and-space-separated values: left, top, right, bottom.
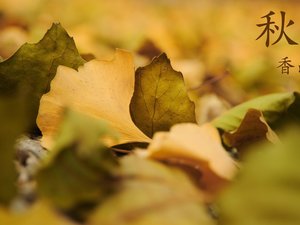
212, 92, 299, 132
130, 53, 196, 138
36, 109, 119, 210
0, 23, 85, 130
218, 128, 300, 225
0, 96, 26, 205
89, 155, 215, 225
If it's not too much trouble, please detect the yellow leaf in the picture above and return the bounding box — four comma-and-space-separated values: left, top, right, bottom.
0, 201, 76, 225
37, 49, 150, 149
142, 123, 237, 199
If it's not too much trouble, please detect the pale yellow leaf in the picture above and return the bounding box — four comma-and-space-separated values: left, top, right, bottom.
142, 123, 237, 199
37, 49, 149, 149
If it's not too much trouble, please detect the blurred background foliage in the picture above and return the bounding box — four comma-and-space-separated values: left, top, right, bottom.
1, 0, 300, 104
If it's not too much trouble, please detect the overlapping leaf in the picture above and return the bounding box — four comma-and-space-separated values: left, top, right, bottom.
37, 49, 150, 149
222, 108, 279, 154
212, 92, 300, 132
0, 23, 85, 206
0, 23, 85, 130
142, 123, 237, 199
89, 155, 215, 225
130, 53, 196, 137
36, 109, 215, 224
36, 109, 119, 210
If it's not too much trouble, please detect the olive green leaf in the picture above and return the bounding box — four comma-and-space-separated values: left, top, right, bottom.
0, 96, 26, 205
89, 155, 215, 225
212, 92, 300, 132
130, 53, 196, 138
218, 127, 300, 225
0, 23, 85, 130
223, 108, 279, 153
36, 109, 119, 210
0, 201, 76, 225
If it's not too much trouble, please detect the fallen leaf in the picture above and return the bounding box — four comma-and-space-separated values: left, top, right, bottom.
223, 108, 279, 153
111, 142, 149, 157
0, 96, 26, 205
140, 123, 237, 199
0, 23, 85, 131
218, 127, 300, 225
130, 53, 196, 137
36, 109, 119, 210
88, 155, 215, 225
196, 93, 230, 124
37, 49, 150, 149
0, 201, 76, 225
212, 92, 300, 132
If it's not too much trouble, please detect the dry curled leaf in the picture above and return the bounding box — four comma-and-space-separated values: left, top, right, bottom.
37, 49, 150, 149
140, 123, 237, 199
223, 108, 279, 154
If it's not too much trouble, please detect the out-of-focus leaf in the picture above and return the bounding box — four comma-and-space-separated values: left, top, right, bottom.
37, 49, 149, 150
219, 128, 300, 225
0, 23, 85, 130
0, 96, 26, 205
223, 108, 279, 153
130, 53, 196, 138
212, 92, 300, 132
88, 155, 215, 225
196, 94, 230, 124
0, 201, 76, 225
141, 123, 237, 200
111, 142, 149, 157
36, 109, 119, 210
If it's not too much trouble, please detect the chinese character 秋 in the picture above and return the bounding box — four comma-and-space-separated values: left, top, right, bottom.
256, 11, 298, 47
277, 57, 294, 74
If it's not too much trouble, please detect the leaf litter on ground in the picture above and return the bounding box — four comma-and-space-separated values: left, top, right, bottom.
0, 23, 299, 225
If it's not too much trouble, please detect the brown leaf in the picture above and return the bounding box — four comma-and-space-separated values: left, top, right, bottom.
223, 108, 279, 153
